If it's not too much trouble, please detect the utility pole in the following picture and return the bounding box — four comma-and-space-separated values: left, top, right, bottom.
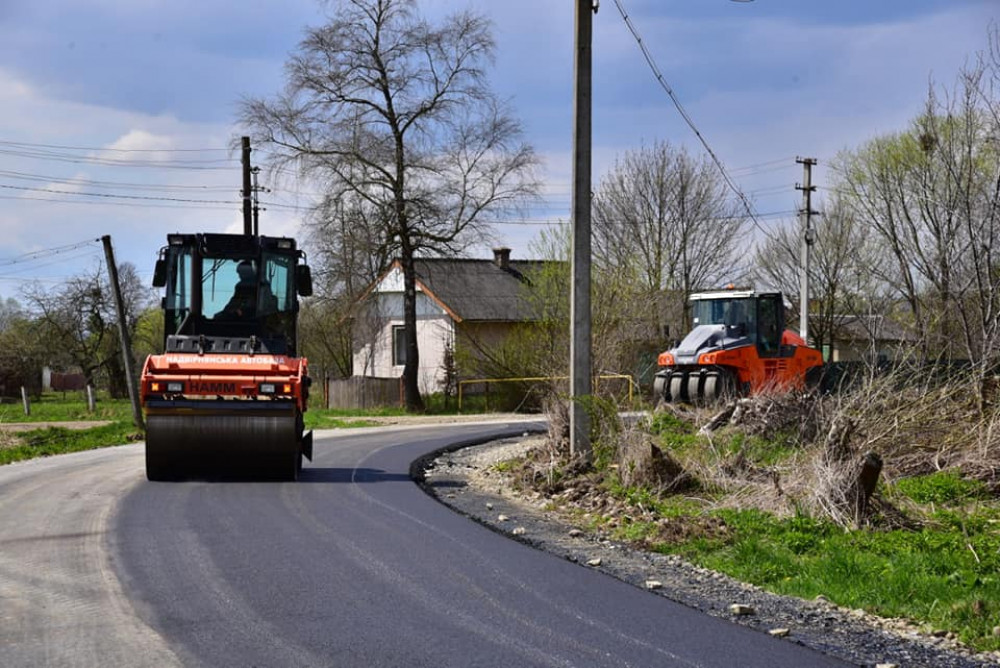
241, 136, 253, 236
101, 235, 144, 431
796, 157, 818, 343
251, 166, 262, 237
570, 0, 596, 458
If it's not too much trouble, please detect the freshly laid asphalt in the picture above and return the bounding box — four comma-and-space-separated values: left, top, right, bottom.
1, 422, 855, 667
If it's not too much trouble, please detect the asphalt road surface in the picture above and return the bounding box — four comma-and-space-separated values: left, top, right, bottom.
0, 422, 854, 667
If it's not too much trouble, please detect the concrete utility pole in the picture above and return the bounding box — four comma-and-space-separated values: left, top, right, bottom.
570, 0, 596, 458
241, 136, 254, 236
101, 235, 144, 430
251, 166, 262, 237
796, 157, 818, 343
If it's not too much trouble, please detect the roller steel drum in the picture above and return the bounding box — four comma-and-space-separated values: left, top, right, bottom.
145, 400, 302, 481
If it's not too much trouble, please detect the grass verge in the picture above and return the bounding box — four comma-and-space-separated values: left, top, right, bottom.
1, 392, 133, 423
621, 501, 1000, 652
0, 422, 143, 466
591, 415, 1000, 653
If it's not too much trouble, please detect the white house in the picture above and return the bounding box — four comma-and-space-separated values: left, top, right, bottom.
352, 248, 542, 394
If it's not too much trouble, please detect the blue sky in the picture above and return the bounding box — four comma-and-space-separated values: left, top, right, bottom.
0, 0, 993, 297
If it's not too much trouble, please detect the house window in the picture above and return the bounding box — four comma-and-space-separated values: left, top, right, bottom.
392, 325, 407, 366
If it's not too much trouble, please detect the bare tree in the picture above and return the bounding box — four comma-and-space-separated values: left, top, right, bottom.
754, 195, 885, 354
240, 0, 537, 411
592, 140, 749, 336
834, 46, 1000, 364
298, 189, 395, 386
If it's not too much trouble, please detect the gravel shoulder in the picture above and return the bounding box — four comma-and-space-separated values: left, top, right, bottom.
421, 436, 1000, 668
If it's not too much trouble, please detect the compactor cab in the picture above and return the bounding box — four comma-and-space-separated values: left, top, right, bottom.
653, 288, 823, 403
141, 233, 315, 481
152, 233, 312, 355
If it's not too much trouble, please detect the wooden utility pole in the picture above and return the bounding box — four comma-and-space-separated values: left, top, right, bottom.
570, 0, 596, 458
796, 157, 818, 343
241, 136, 254, 236
101, 235, 144, 430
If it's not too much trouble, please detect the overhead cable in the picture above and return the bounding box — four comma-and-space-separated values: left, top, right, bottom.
611, 0, 766, 235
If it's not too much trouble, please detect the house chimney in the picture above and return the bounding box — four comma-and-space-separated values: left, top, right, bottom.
493, 247, 511, 270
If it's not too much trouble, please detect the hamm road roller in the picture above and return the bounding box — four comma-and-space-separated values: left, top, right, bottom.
653, 287, 823, 404
140, 232, 314, 481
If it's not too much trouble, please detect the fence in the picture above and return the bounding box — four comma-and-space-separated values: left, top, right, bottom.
457, 374, 637, 411
326, 376, 402, 410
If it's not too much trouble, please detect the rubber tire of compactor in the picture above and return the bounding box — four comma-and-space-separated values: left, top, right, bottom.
654, 368, 737, 404
145, 411, 302, 482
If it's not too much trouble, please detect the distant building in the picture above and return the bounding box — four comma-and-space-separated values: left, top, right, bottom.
352, 248, 544, 394
822, 315, 918, 362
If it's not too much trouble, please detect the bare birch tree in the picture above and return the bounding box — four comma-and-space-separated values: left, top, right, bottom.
239, 0, 537, 411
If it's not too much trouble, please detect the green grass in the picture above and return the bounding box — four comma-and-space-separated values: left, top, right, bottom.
893, 470, 990, 505
604, 420, 1000, 656
304, 411, 381, 429
0, 422, 143, 466
0, 392, 133, 423
599, 499, 1000, 651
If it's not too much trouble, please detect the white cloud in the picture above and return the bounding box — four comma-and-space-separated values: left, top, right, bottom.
0, 67, 310, 296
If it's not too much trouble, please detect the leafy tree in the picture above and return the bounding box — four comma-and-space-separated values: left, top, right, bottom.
0, 298, 46, 398
240, 0, 537, 411
132, 306, 165, 363
22, 261, 152, 396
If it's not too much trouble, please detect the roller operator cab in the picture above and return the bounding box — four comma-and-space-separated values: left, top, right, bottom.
652, 288, 823, 404
140, 233, 315, 481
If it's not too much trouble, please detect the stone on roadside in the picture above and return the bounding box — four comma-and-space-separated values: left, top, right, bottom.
512, 526, 526, 536
644, 580, 662, 590
587, 557, 602, 567
486, 502, 493, 510
768, 628, 789, 638
497, 514, 509, 522
568, 529, 584, 538
729, 604, 755, 616
875, 664, 899, 668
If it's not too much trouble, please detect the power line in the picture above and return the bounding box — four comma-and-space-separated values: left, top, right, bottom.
611, 0, 766, 235
0, 168, 235, 193
0, 139, 230, 153
0, 249, 105, 278
729, 156, 797, 173
0, 238, 101, 267
727, 163, 798, 177
0, 147, 234, 170
0, 183, 237, 205
0, 193, 237, 211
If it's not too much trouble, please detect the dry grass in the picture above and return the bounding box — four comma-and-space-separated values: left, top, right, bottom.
522, 364, 999, 531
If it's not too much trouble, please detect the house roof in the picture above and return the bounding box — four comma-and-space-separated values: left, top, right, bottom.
830, 315, 917, 343
369, 256, 548, 323
415, 258, 546, 322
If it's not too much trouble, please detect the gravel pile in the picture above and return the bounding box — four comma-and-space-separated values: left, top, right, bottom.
421, 436, 1000, 668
